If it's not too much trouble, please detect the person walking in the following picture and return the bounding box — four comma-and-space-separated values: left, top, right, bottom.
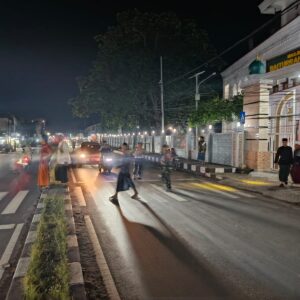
274, 138, 293, 187
37, 140, 52, 191
197, 136, 206, 166
110, 143, 139, 204
55, 135, 71, 185
133, 142, 144, 180
161, 145, 172, 191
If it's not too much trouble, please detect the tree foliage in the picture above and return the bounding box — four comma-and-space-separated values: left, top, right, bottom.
70, 10, 221, 131
188, 94, 243, 126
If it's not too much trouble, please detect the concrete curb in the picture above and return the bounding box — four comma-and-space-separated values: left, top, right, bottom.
6, 187, 86, 300
142, 154, 236, 178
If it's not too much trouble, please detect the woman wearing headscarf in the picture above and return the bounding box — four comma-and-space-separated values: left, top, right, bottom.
55, 135, 71, 184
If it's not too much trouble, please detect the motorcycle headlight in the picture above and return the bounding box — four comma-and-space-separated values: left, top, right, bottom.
105, 158, 113, 162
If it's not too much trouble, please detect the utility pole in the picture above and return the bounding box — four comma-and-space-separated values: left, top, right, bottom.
160, 56, 165, 133
189, 71, 205, 148
190, 71, 216, 148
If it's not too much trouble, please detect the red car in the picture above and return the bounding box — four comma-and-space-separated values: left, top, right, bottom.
74, 142, 101, 167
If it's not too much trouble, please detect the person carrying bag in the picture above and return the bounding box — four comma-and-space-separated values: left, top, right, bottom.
55, 135, 71, 184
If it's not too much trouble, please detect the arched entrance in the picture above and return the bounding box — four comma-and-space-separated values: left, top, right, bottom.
270, 91, 295, 169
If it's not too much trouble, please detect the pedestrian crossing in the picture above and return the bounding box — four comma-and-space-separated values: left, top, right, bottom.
0, 188, 31, 282
1, 191, 29, 215
0, 192, 8, 202
136, 181, 256, 204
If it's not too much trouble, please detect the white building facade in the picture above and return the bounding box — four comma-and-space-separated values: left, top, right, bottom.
221, 0, 300, 170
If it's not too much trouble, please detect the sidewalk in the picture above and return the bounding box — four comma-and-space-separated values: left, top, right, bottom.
220, 173, 300, 205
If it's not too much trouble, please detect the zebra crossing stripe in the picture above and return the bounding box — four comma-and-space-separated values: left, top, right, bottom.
232, 190, 255, 198
150, 184, 187, 202
1, 191, 29, 214
0, 192, 8, 202
0, 224, 24, 269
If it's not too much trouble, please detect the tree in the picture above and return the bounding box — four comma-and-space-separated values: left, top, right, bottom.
70, 10, 222, 131
188, 94, 243, 126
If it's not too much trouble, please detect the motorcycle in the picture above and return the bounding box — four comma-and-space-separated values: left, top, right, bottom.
99, 153, 114, 174
15, 154, 31, 172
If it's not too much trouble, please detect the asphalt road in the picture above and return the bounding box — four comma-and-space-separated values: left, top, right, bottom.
0, 152, 40, 298
72, 162, 300, 300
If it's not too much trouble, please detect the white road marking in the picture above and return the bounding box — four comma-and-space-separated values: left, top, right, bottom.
73, 186, 86, 207
85, 216, 121, 300
0, 192, 8, 202
150, 184, 188, 202
70, 169, 77, 183
233, 190, 255, 198
0, 223, 24, 280
125, 191, 148, 203
172, 188, 199, 199
1, 191, 29, 214
0, 224, 15, 230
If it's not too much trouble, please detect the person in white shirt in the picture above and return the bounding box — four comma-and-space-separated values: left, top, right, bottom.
55, 135, 71, 184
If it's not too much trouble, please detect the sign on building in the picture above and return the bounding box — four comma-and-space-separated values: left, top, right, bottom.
239, 112, 246, 124
266, 48, 300, 72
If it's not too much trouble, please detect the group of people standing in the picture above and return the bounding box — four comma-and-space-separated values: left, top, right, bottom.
109, 142, 176, 204
37, 135, 71, 190
275, 138, 300, 186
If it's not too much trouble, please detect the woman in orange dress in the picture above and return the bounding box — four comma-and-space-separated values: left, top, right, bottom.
37, 140, 52, 190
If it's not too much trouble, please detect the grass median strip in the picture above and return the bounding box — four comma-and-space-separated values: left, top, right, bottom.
24, 194, 70, 299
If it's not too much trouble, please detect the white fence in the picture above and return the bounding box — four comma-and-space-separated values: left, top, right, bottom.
102, 132, 245, 167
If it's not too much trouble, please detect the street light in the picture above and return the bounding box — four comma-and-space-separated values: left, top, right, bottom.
189, 71, 216, 146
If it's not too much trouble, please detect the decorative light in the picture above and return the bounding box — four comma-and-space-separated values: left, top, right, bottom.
208, 125, 212, 130
201, 129, 205, 133
188, 128, 192, 132
144, 131, 148, 135
162, 130, 165, 134
173, 128, 177, 133
152, 130, 155, 135
237, 122, 241, 127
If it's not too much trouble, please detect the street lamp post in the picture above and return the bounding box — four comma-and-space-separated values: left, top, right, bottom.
189, 71, 216, 148
159, 56, 164, 134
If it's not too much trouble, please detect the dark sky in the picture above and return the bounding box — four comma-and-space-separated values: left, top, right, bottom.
0, 0, 272, 132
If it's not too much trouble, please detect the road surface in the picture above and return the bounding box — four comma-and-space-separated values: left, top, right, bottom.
72, 162, 300, 300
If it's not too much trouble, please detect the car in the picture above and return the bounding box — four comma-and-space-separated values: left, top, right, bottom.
73, 141, 101, 167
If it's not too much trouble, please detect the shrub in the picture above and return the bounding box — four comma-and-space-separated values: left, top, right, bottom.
24, 195, 70, 300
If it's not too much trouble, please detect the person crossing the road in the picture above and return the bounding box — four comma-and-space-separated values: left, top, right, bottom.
161, 144, 172, 191
110, 143, 139, 204
133, 142, 144, 180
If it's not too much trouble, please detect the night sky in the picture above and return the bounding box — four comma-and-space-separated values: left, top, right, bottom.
0, 0, 272, 132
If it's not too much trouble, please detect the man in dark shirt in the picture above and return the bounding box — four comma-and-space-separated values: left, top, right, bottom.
274, 138, 293, 187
